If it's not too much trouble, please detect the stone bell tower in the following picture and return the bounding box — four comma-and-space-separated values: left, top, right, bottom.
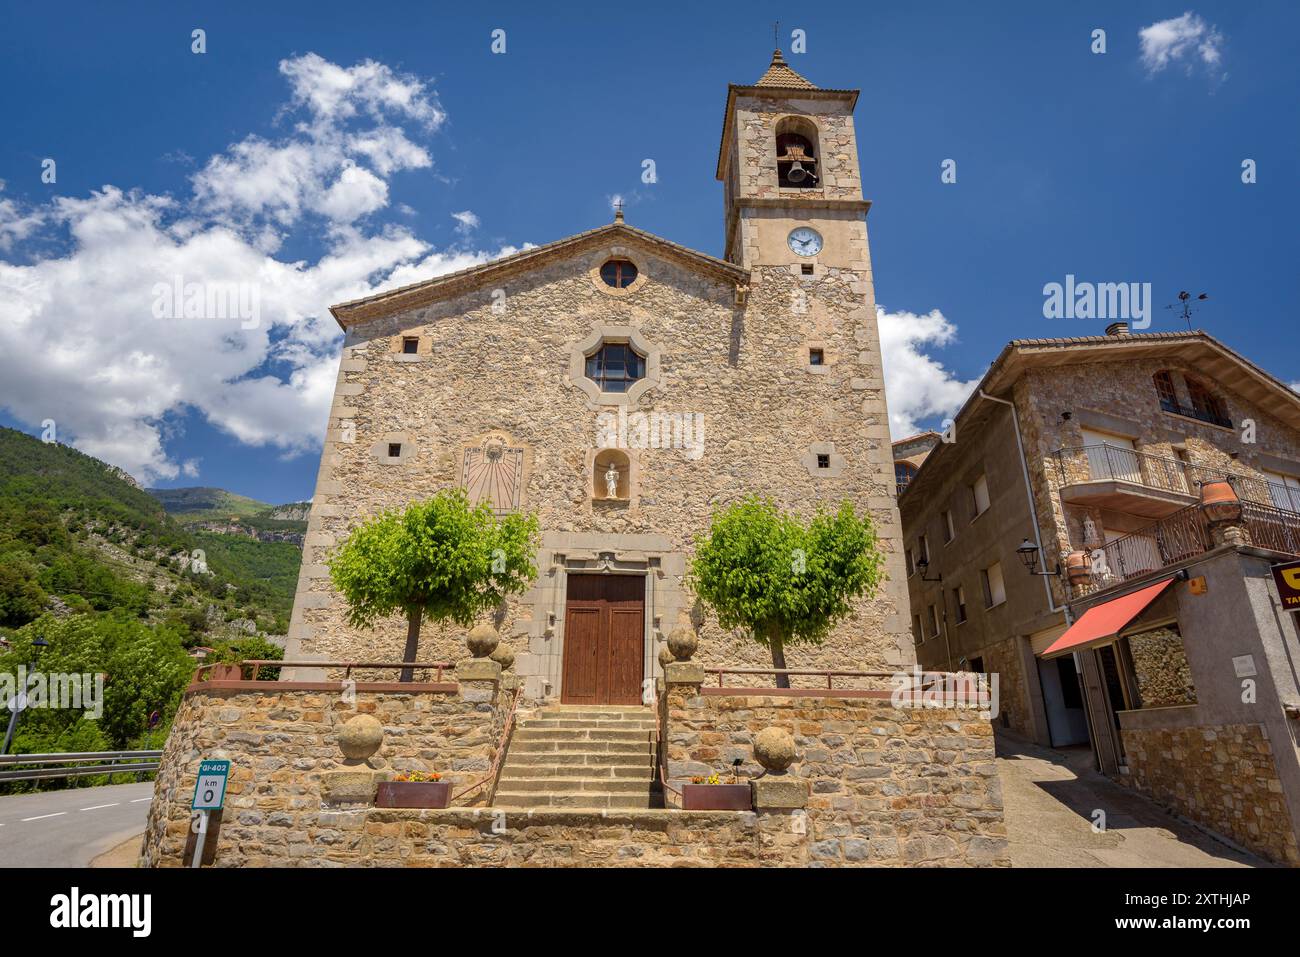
717, 50, 914, 668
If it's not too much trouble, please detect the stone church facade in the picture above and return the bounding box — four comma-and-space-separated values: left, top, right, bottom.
285, 52, 914, 701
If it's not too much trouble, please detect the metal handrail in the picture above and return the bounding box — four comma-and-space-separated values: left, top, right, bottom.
451, 683, 522, 804
1052, 445, 1300, 511
704, 667, 905, 690
194, 659, 456, 683
1242, 499, 1300, 556
656, 697, 682, 804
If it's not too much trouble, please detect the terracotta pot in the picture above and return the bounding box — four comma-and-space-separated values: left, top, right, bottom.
1199, 479, 1242, 523
1065, 550, 1092, 587
375, 781, 451, 809
681, 783, 751, 811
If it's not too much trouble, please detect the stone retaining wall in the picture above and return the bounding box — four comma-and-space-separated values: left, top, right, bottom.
140, 676, 504, 867
1120, 722, 1300, 865
661, 681, 1009, 866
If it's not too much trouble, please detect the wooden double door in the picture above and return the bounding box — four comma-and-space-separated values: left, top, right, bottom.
561, 574, 645, 705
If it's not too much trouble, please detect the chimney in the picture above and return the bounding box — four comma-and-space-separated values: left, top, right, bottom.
1105, 321, 1129, 337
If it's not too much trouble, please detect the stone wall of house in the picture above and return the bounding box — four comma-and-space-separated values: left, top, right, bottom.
288, 233, 913, 696
1013, 356, 1300, 580
140, 679, 504, 867
977, 635, 1032, 738
1126, 626, 1197, 707
1120, 722, 1300, 865
660, 684, 1009, 866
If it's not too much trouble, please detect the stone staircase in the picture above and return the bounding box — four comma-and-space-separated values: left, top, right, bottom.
493, 704, 661, 809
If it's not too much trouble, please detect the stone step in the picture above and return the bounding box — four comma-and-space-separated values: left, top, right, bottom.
498, 762, 654, 779
517, 719, 657, 731
533, 709, 655, 722
509, 739, 654, 756
511, 728, 655, 743
493, 776, 653, 793
493, 791, 660, 809
505, 749, 653, 767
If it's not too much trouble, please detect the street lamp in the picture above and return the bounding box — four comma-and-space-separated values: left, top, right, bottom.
915, 556, 942, 582
2, 636, 49, 755
1015, 539, 1060, 578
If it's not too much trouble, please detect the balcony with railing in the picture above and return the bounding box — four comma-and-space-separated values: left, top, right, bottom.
1052, 445, 1300, 519
1070, 497, 1300, 597
1158, 395, 1233, 430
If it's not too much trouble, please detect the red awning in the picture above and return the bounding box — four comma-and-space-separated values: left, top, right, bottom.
1040, 577, 1177, 659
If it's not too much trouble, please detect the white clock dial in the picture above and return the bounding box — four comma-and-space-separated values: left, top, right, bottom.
788, 227, 823, 257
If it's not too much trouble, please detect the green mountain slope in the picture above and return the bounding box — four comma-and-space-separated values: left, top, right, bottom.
0, 427, 300, 633
146, 486, 271, 522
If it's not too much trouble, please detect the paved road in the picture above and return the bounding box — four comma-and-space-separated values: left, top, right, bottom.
997, 735, 1264, 867
0, 782, 152, 867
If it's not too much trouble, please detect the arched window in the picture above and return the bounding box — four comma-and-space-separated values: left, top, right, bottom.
1152, 370, 1178, 412
775, 117, 819, 189
584, 341, 645, 393
1184, 376, 1231, 428
895, 461, 918, 495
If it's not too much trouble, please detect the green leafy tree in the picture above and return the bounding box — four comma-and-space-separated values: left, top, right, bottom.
328, 490, 540, 681
690, 497, 886, 688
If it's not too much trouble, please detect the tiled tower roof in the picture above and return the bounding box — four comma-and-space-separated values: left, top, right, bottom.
754, 49, 818, 89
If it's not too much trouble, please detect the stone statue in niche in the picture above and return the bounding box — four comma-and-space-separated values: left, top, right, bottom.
604, 462, 620, 498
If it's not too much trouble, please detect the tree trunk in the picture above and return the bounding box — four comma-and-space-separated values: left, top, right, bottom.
399, 606, 422, 682
769, 632, 790, 689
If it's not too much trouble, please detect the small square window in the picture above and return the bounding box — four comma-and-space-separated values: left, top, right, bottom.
816, 453, 830, 469
401, 337, 418, 354
809, 348, 824, 366
387, 443, 402, 458
801, 263, 814, 275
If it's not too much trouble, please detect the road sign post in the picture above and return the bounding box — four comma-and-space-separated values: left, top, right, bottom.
190, 759, 229, 868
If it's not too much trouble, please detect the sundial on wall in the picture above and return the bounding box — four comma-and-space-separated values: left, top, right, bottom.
461, 434, 525, 513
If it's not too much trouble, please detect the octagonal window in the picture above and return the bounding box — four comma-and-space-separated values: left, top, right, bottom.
585, 342, 645, 393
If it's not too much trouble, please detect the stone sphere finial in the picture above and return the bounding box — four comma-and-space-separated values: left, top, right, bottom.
337, 714, 384, 761
467, 623, 500, 658
490, 642, 516, 671
666, 618, 698, 662
753, 726, 796, 774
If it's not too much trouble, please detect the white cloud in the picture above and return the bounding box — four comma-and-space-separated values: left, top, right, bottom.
451, 210, 479, 234
1139, 11, 1225, 78
0, 181, 45, 251
877, 306, 983, 439
0, 55, 516, 484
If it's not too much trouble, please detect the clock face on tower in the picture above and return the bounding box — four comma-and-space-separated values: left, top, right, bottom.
787, 227, 823, 257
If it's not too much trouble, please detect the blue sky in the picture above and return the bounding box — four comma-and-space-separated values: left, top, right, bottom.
1, 1, 1296, 504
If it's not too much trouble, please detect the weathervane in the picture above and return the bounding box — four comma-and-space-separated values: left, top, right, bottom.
1165, 290, 1210, 331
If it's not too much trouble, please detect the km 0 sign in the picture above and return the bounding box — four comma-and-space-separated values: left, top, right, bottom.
1272, 560, 1300, 611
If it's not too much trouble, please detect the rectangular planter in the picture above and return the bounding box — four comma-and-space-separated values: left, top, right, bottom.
374, 781, 451, 809
681, 783, 751, 811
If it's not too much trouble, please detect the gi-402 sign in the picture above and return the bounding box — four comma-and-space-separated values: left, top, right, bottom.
1272, 560, 1300, 611
191, 759, 230, 810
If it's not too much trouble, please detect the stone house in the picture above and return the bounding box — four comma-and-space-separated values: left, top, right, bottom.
285, 50, 914, 703
898, 323, 1300, 863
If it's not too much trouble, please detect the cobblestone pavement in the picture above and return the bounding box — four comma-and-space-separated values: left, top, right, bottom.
997, 734, 1264, 868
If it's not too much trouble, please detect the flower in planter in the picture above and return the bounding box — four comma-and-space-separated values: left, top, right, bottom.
690, 773, 722, 785
394, 770, 442, 783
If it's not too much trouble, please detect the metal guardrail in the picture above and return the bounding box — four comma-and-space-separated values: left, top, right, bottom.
1053, 445, 1300, 512
0, 750, 163, 783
